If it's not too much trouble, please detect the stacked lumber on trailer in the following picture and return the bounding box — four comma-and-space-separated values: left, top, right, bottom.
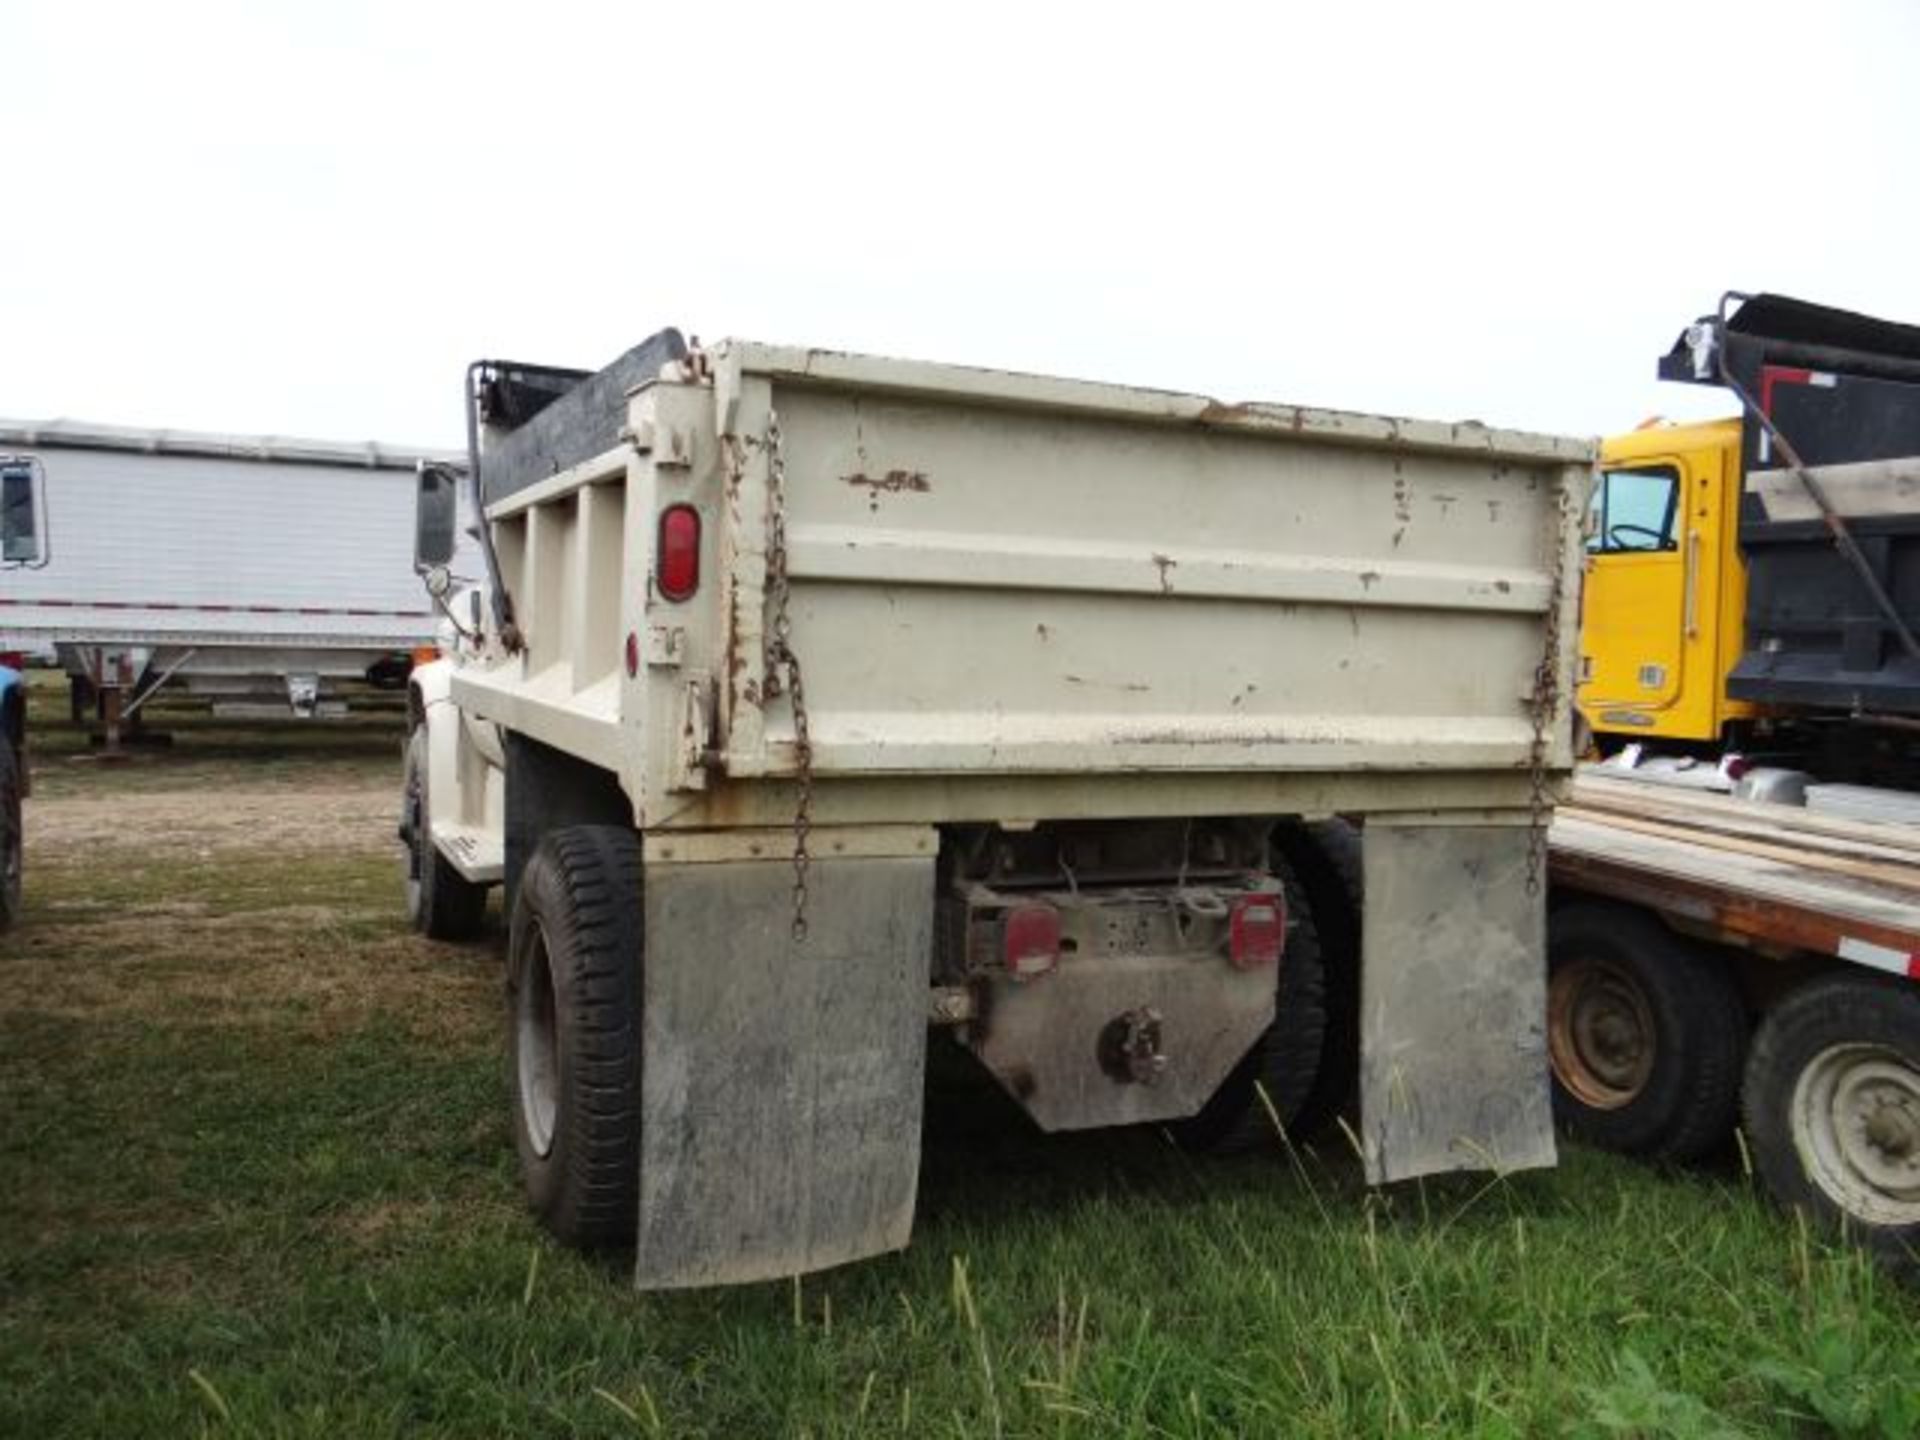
1550, 772, 1920, 977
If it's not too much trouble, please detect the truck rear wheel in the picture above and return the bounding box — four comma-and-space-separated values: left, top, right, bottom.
1173, 855, 1327, 1152
507, 824, 643, 1248
1273, 820, 1362, 1140
402, 728, 487, 941
1743, 976, 1920, 1277
1547, 902, 1744, 1161
0, 739, 21, 932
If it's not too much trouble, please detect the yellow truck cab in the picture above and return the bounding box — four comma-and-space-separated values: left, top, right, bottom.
1578, 418, 1754, 746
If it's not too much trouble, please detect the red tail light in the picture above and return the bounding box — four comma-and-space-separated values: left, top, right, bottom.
657, 504, 701, 601
1229, 892, 1286, 969
1004, 903, 1062, 981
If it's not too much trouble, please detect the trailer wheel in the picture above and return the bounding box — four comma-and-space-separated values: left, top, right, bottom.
402, 728, 487, 941
1743, 976, 1920, 1276
507, 825, 643, 1248
1173, 855, 1327, 1152
1547, 902, 1744, 1161
0, 740, 21, 932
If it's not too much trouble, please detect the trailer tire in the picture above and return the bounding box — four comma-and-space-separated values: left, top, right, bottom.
1173, 854, 1327, 1153
0, 739, 21, 932
1743, 976, 1920, 1277
1547, 902, 1744, 1161
1273, 819, 1362, 1140
402, 727, 487, 941
507, 825, 643, 1248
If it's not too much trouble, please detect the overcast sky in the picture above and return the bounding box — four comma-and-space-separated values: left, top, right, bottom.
6, 1, 1917, 450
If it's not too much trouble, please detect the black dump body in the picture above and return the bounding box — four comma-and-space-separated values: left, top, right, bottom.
1661, 294, 1920, 716
471, 328, 688, 507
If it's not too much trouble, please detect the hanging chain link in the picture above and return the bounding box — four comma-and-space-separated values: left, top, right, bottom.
761, 409, 814, 942
1524, 473, 1574, 896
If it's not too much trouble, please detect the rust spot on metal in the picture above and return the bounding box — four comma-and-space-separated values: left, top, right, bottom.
1495, 579, 1512, 594
843, 469, 930, 495
1151, 554, 1176, 594
1196, 401, 1252, 426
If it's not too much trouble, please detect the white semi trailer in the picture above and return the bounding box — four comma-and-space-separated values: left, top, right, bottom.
0, 419, 469, 735
403, 330, 1592, 1289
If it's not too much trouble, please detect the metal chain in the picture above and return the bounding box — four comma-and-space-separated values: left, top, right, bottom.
762, 409, 814, 942
1524, 474, 1573, 896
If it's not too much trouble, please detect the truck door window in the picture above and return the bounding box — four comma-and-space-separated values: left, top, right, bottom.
1588, 465, 1680, 553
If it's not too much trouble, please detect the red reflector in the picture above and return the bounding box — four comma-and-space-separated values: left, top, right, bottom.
1229, 893, 1286, 970
1004, 903, 1062, 981
624, 631, 640, 678
657, 504, 701, 601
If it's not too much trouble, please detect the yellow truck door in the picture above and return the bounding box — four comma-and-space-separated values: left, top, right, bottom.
1579, 459, 1688, 726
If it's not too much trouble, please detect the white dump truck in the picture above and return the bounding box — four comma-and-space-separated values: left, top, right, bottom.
402, 330, 1592, 1288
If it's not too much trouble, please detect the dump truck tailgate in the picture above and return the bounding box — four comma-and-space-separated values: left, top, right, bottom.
710, 343, 1589, 792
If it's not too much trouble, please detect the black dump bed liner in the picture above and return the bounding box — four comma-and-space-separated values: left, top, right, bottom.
475, 328, 688, 507
1663, 294, 1920, 715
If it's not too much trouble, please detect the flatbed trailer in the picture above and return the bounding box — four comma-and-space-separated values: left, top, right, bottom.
1547, 772, 1920, 1272
1554, 775, 1920, 978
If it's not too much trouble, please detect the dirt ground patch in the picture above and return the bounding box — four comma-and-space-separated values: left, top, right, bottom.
25, 778, 398, 858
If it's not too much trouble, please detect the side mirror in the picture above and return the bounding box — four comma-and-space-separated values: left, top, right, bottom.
415, 462, 460, 572
1, 456, 48, 569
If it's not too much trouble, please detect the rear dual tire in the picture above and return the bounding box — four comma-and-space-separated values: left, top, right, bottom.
507, 825, 643, 1248
1173, 848, 1328, 1152
1743, 977, 1920, 1277
1546, 902, 1745, 1162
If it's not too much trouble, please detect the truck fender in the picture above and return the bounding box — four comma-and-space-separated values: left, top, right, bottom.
408, 659, 466, 859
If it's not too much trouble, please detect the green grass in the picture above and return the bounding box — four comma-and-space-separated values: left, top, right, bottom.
3, 689, 1917, 1437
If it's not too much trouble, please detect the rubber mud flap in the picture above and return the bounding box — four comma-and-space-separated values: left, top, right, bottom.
1359, 822, 1557, 1183
636, 851, 932, 1289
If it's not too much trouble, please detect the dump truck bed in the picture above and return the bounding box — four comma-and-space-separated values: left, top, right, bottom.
456, 339, 1592, 831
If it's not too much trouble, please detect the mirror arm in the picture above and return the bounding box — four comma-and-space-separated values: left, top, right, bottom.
464, 361, 523, 653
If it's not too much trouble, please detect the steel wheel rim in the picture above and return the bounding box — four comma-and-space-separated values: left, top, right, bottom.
1791, 1042, 1920, 1228
517, 924, 561, 1159
1548, 955, 1657, 1110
